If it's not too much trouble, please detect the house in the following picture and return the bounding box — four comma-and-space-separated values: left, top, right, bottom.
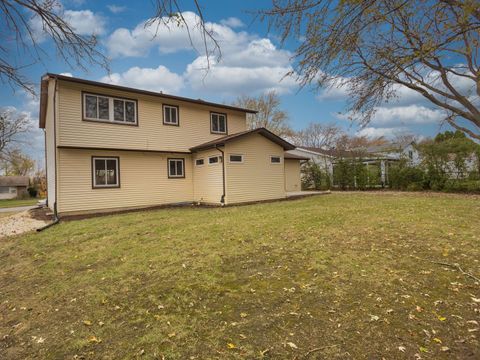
0, 176, 29, 199
39, 74, 304, 217
287, 147, 335, 177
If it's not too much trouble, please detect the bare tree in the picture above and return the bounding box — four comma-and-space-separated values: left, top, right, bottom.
0, 0, 108, 94
294, 123, 343, 149
233, 91, 293, 137
1, 148, 35, 176
259, 0, 480, 140
0, 107, 30, 153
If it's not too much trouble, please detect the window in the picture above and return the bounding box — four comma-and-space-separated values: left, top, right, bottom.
211, 112, 227, 134
92, 157, 119, 188
408, 150, 413, 160
229, 154, 244, 163
163, 105, 179, 125
168, 158, 185, 178
195, 158, 204, 166
208, 156, 222, 165
83, 93, 137, 125
270, 156, 282, 164
0, 186, 9, 193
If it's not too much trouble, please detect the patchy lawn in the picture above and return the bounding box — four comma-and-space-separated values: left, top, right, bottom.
0, 198, 40, 209
0, 193, 479, 359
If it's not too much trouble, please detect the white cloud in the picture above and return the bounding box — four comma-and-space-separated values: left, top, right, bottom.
369, 105, 445, 126
29, 8, 106, 42
106, 12, 299, 95
357, 127, 410, 139
107, 4, 126, 14
59, 72, 73, 77
100, 66, 184, 93
220, 17, 244, 28
107, 12, 252, 58
64, 10, 106, 36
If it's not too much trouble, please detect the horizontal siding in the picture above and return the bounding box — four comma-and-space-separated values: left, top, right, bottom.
192, 149, 223, 204
285, 159, 301, 191
57, 81, 246, 152
57, 148, 193, 214
225, 134, 286, 204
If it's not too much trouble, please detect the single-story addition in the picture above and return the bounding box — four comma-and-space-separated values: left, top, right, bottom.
0, 176, 29, 199
39, 73, 307, 216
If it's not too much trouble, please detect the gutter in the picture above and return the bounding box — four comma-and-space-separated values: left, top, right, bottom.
215, 145, 226, 206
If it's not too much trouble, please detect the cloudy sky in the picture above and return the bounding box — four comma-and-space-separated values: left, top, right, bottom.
0, 0, 465, 167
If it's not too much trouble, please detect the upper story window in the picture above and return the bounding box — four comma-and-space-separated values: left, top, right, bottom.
163, 104, 179, 126
83, 92, 137, 125
211, 112, 227, 134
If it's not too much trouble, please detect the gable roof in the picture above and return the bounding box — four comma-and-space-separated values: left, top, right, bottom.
0, 176, 29, 187
39, 73, 258, 128
190, 128, 296, 152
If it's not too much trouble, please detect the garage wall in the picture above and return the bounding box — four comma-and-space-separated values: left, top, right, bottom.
284, 159, 302, 192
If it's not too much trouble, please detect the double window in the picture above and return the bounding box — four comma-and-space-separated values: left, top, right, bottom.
168, 158, 185, 178
92, 157, 120, 188
211, 112, 227, 134
163, 104, 179, 126
84, 93, 137, 125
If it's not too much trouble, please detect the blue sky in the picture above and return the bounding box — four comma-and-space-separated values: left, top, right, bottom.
1, 0, 463, 167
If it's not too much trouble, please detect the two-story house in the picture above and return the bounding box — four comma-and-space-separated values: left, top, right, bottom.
39, 74, 304, 217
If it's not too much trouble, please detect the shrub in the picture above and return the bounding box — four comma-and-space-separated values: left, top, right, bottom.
301, 162, 331, 190
27, 186, 38, 198
389, 161, 425, 190
443, 180, 480, 193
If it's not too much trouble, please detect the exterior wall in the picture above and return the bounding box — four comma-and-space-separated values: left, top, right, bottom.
192, 148, 224, 204
224, 134, 286, 204
45, 79, 57, 211
284, 159, 301, 192
56, 148, 193, 215
57, 81, 247, 153
0, 186, 17, 199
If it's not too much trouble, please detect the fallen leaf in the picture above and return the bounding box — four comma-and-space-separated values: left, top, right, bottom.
440, 346, 450, 352
419, 346, 428, 353
83, 320, 92, 326
167, 332, 176, 338
240, 312, 248, 318
287, 342, 298, 349
398, 346, 406, 352
227, 343, 236, 349
433, 338, 442, 344
87, 336, 101, 343
369, 314, 380, 322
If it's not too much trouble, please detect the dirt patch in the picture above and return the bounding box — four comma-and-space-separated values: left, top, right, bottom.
29, 207, 54, 222
0, 210, 48, 238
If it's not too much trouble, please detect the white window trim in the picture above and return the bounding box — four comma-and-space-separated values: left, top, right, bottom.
228, 154, 244, 164
195, 158, 205, 167
210, 112, 227, 134
168, 158, 185, 178
83, 93, 137, 125
208, 155, 222, 165
163, 105, 179, 125
93, 157, 119, 188
270, 155, 282, 164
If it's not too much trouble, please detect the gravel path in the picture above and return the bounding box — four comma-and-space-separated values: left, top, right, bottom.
0, 210, 48, 238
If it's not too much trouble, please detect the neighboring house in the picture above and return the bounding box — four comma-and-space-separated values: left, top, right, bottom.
0, 176, 29, 199
287, 147, 335, 177
39, 74, 304, 216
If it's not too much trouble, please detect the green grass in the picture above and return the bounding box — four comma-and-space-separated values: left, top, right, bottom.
0, 193, 479, 359
0, 198, 39, 209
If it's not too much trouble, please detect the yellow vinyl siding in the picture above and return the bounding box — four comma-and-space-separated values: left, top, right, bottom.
45, 79, 57, 211
225, 134, 286, 204
284, 159, 301, 191
57, 81, 247, 152
57, 148, 193, 214
192, 149, 224, 204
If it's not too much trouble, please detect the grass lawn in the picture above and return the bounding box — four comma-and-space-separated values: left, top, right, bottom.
0, 198, 40, 209
0, 193, 479, 359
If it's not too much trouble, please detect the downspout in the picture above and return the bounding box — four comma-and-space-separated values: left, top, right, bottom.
215, 145, 226, 206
